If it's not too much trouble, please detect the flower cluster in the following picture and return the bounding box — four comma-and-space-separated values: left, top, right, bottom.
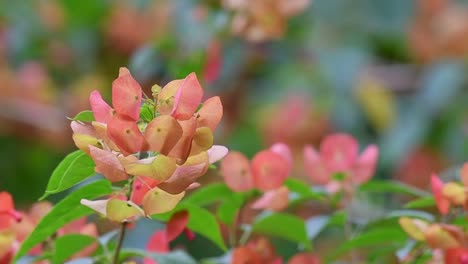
303, 133, 379, 194
400, 163, 468, 263
222, 0, 311, 42
73, 67, 227, 222
0, 192, 97, 263
221, 143, 292, 211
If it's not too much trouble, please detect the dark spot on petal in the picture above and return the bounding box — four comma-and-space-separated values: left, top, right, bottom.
125, 129, 131, 134
157, 128, 161, 132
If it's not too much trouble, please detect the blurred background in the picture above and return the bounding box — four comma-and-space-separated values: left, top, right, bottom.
0, 0, 467, 210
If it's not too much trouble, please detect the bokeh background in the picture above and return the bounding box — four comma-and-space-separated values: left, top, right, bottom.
0, 0, 467, 213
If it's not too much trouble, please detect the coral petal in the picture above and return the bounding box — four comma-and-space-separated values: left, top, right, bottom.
251, 150, 289, 191
303, 145, 330, 185
220, 151, 254, 192
89, 90, 112, 123
431, 174, 451, 215
171, 73, 204, 120
145, 115, 183, 155
107, 115, 145, 156
353, 145, 379, 184
112, 68, 142, 121
197, 96, 223, 131
89, 146, 128, 182
320, 133, 359, 173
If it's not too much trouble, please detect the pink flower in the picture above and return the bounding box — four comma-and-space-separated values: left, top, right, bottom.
303, 133, 379, 192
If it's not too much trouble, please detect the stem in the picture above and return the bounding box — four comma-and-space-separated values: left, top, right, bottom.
112, 175, 135, 264
112, 222, 128, 264
343, 192, 358, 264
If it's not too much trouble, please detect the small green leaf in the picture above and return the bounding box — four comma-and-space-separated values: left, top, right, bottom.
326, 227, 407, 261
359, 180, 431, 197
69, 110, 95, 122
404, 197, 436, 209
14, 180, 112, 261
40, 150, 96, 200
285, 178, 325, 206
184, 183, 234, 206
152, 203, 227, 251
52, 234, 98, 264
252, 212, 311, 250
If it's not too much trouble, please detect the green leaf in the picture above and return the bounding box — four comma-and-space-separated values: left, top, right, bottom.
14, 180, 112, 261
284, 178, 325, 206
216, 194, 244, 225
119, 249, 197, 264
404, 197, 436, 209
252, 212, 311, 250
184, 183, 234, 206
68, 110, 95, 122
152, 203, 227, 251
40, 150, 96, 200
52, 234, 98, 264
359, 180, 431, 197
326, 227, 407, 261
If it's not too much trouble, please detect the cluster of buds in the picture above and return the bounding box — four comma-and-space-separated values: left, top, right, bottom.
303, 133, 379, 194
221, 143, 292, 211
222, 0, 311, 42
0, 193, 97, 263
400, 163, 468, 263
73, 67, 227, 222
400, 217, 468, 263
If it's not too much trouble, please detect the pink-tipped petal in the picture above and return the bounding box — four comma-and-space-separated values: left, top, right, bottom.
303, 145, 330, 185
431, 174, 450, 215
107, 115, 145, 156
131, 176, 159, 205
158, 152, 210, 194
89, 90, 112, 123
320, 133, 359, 173
353, 145, 379, 184
171, 73, 204, 120
251, 186, 289, 212
89, 146, 128, 182
167, 118, 197, 163
112, 67, 142, 121
270, 142, 293, 172
207, 145, 229, 164
251, 150, 289, 191
196, 96, 223, 131
220, 151, 254, 192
